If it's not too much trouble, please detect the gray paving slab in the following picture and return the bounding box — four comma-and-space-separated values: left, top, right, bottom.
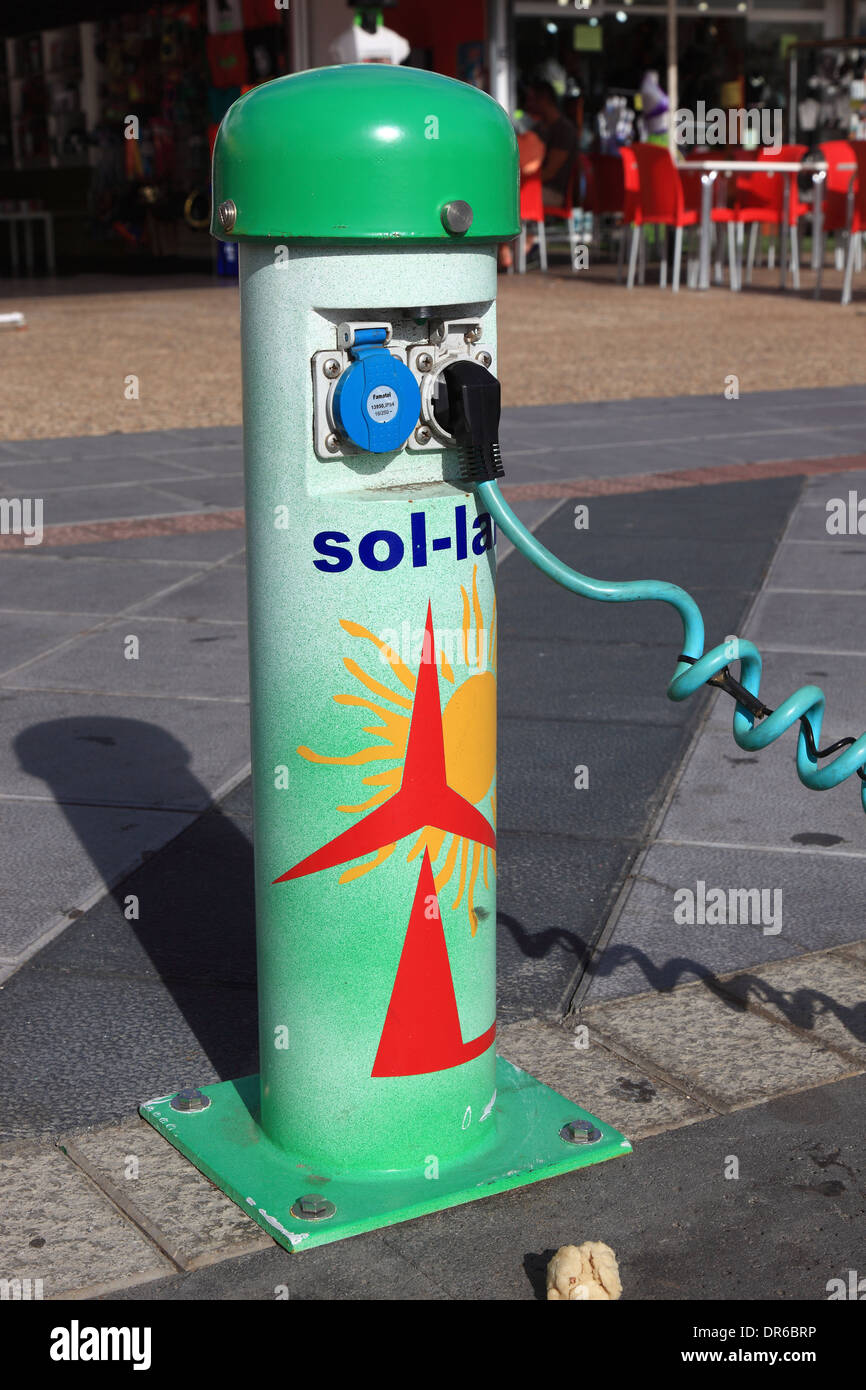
138, 446, 244, 475
660, 727, 866, 855
0, 967, 258, 1139
787, 505, 865, 541
802, 468, 866, 500
0, 1139, 174, 1298
0, 554, 199, 614
766, 538, 866, 591
499, 716, 685, 841
0, 689, 249, 806
718, 948, 866, 1064
136, 565, 248, 623
7, 616, 249, 699
582, 840, 866, 1005
0, 429, 202, 460
62, 1117, 271, 1269
497, 1017, 713, 1138
138, 475, 244, 510
0, 799, 195, 962
0, 454, 205, 490
36, 483, 206, 525
584, 984, 857, 1110
108, 1069, 866, 1301
31, 531, 245, 564
0, 611, 102, 676
747, 590, 866, 654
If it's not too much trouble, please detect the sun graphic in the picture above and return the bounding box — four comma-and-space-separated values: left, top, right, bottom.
298, 566, 497, 935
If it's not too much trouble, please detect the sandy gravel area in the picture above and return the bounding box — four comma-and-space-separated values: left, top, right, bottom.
1, 263, 863, 440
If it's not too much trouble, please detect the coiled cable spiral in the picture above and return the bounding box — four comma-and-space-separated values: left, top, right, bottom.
477, 478, 866, 815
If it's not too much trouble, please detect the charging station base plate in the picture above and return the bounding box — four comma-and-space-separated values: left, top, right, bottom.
140, 1056, 631, 1253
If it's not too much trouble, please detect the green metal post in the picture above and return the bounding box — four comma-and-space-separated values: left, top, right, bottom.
141, 65, 629, 1252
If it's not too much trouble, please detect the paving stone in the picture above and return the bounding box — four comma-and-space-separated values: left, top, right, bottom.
660, 728, 866, 856
32, 484, 206, 525
0, 455, 202, 491
766, 539, 866, 592
497, 1018, 713, 1139
0, 611, 101, 677
8, 617, 249, 700
136, 566, 247, 623
748, 590, 866, 654
0, 554, 197, 614
0, 1139, 173, 1298
62, 1117, 271, 1269
0, 687, 249, 806
718, 948, 866, 1064
584, 985, 856, 1110
0, 799, 195, 963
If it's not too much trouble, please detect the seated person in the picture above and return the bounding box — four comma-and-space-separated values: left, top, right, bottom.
525, 80, 578, 208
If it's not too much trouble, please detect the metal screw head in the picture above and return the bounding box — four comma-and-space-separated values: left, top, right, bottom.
416, 352, 434, 373
441, 200, 474, 235
560, 1119, 603, 1145
464, 325, 482, 344
290, 1193, 336, 1221
217, 199, 237, 232
324, 433, 341, 453
414, 425, 432, 445
476, 350, 493, 368
170, 1087, 211, 1113
323, 358, 342, 379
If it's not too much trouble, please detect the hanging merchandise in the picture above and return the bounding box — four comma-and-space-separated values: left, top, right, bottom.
244, 27, 283, 84
207, 31, 249, 88
207, 0, 244, 35
330, 14, 410, 66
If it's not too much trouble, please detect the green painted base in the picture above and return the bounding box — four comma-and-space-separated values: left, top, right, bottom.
140, 1057, 631, 1253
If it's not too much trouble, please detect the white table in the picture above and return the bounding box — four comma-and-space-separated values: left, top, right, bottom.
0, 211, 56, 277
680, 158, 854, 294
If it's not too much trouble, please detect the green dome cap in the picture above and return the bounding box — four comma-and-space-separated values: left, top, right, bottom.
211, 64, 519, 244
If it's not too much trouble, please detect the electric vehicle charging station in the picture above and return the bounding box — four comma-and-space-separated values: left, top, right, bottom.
140, 65, 631, 1252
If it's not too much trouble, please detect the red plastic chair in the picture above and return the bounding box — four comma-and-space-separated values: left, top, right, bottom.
815, 140, 861, 299
629, 143, 737, 291
542, 161, 580, 269
730, 144, 808, 286
516, 172, 547, 273
841, 141, 866, 304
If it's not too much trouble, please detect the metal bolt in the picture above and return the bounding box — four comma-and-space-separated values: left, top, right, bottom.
323, 358, 341, 379
324, 433, 341, 453
414, 425, 432, 445
476, 350, 493, 368
170, 1087, 211, 1113
464, 325, 482, 344
290, 1193, 336, 1221
441, 200, 474, 235
217, 199, 237, 232
416, 352, 434, 373
560, 1119, 603, 1145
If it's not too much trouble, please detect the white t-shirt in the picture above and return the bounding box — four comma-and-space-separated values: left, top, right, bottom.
330, 24, 410, 66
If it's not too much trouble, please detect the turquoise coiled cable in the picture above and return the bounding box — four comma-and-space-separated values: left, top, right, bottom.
477, 478, 866, 814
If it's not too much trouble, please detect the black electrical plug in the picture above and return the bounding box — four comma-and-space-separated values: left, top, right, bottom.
440, 360, 505, 485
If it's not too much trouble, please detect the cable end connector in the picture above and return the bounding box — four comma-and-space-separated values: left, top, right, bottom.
441, 360, 505, 484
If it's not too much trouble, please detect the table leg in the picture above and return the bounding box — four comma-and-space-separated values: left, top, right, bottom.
699, 173, 714, 290
779, 176, 790, 290
812, 172, 824, 300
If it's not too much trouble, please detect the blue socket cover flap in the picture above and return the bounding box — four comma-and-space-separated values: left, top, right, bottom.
332, 349, 421, 454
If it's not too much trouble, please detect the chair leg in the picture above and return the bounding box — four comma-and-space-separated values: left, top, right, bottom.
746, 224, 758, 284
617, 222, 626, 283
727, 222, 739, 291
638, 227, 646, 285
856, 233, 863, 273
537, 220, 548, 272
842, 227, 857, 305
767, 238, 776, 270
627, 223, 640, 289
660, 226, 668, 288
713, 225, 723, 285
517, 224, 526, 275
672, 224, 683, 293
567, 211, 579, 271
790, 225, 800, 290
